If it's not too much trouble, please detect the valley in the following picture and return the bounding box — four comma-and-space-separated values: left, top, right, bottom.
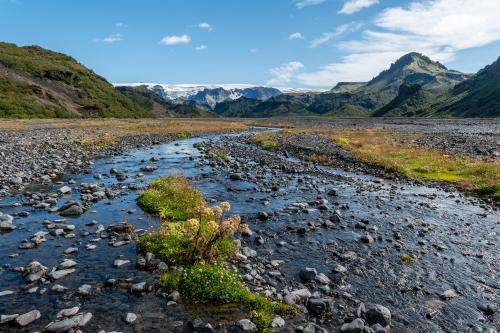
0, 118, 498, 333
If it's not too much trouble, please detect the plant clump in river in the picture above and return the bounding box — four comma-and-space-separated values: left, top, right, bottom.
137, 175, 298, 331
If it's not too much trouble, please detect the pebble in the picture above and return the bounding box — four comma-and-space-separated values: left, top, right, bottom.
15, 310, 41, 327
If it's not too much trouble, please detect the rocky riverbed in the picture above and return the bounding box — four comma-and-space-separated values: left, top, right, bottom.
255, 118, 500, 159
0, 126, 498, 333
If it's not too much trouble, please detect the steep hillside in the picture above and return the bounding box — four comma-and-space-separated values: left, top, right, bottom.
0, 42, 150, 118
115, 85, 215, 118
372, 83, 434, 117
426, 56, 500, 117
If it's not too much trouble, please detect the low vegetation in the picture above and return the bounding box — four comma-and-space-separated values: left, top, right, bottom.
330, 128, 500, 203
0, 42, 151, 118
137, 175, 297, 331
207, 150, 228, 161
250, 132, 278, 150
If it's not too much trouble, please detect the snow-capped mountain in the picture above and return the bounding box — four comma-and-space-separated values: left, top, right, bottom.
114, 83, 322, 109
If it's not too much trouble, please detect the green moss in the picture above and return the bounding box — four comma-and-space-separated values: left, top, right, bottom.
401, 255, 416, 263
137, 176, 204, 220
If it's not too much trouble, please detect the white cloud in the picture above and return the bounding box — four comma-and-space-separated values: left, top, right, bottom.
195, 45, 207, 51
160, 34, 191, 45
94, 33, 123, 44
296, 52, 403, 86
288, 0, 500, 87
309, 32, 336, 48
267, 61, 304, 85
339, 0, 379, 14
197, 22, 212, 31
295, 0, 326, 9
309, 23, 362, 48
115, 22, 128, 28
289, 32, 304, 40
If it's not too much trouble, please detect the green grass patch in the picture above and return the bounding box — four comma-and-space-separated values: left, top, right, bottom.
330, 129, 500, 204
175, 132, 192, 140
208, 150, 228, 160
137, 176, 205, 219
251, 133, 279, 150
401, 255, 416, 264
159, 263, 299, 332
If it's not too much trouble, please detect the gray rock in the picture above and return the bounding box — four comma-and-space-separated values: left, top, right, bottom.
271, 316, 285, 328
59, 201, 84, 216
131, 282, 147, 293
340, 318, 365, 333
315, 273, 331, 284
0, 290, 15, 297
51, 284, 68, 293
15, 310, 41, 327
299, 267, 317, 282
56, 306, 79, 318
77, 284, 92, 295
0, 314, 19, 324
113, 259, 131, 267
365, 304, 391, 327
301, 322, 329, 333
0, 221, 16, 231
46, 312, 92, 332
236, 319, 257, 332
478, 303, 498, 315
49, 268, 76, 280
58, 186, 72, 194
440, 289, 458, 300
59, 259, 77, 269
306, 297, 334, 316
370, 323, 387, 333
241, 247, 257, 258
24, 261, 48, 283
124, 312, 137, 324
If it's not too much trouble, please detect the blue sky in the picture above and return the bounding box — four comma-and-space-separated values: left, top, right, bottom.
1, 0, 500, 88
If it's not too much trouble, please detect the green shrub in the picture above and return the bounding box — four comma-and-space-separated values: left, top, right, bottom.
137, 176, 205, 220
250, 310, 274, 332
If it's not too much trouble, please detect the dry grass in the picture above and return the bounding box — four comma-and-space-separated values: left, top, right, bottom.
0, 118, 246, 133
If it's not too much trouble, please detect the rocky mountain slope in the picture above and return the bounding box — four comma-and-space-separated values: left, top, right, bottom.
118, 83, 284, 110
115, 85, 215, 118
0, 42, 151, 118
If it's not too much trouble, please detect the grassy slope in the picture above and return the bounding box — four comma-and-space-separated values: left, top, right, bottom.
0, 42, 150, 118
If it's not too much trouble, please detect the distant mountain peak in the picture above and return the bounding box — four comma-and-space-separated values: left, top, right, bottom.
367, 52, 470, 93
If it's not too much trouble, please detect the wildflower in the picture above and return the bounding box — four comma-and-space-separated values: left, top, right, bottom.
220, 201, 231, 212
211, 206, 223, 220
185, 218, 200, 234
239, 223, 250, 234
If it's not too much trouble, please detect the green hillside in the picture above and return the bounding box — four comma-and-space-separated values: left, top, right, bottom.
0, 42, 150, 118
